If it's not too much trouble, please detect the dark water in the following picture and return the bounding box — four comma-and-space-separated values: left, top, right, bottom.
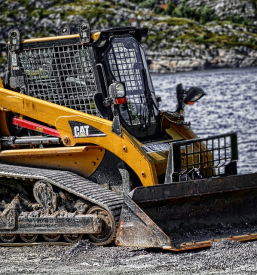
152, 67, 257, 175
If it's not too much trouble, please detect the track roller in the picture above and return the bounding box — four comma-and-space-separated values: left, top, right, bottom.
42, 234, 61, 242
0, 234, 17, 243
87, 206, 116, 245
63, 234, 83, 243
20, 234, 38, 243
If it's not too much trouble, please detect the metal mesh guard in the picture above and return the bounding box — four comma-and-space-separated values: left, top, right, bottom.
107, 38, 155, 127
169, 133, 238, 181
18, 44, 100, 116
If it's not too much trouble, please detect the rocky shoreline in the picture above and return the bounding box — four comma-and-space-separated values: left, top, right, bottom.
148, 46, 257, 73
1, 0, 257, 74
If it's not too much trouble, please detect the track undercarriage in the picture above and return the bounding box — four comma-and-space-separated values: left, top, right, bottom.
0, 163, 123, 245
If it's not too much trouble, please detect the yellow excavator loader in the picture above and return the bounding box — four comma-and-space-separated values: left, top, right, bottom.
0, 20, 256, 250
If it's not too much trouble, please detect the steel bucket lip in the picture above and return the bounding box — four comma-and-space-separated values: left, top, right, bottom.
128, 172, 257, 204
116, 172, 257, 251
118, 190, 257, 251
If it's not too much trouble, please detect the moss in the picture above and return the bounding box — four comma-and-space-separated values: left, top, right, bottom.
3, 9, 20, 19
30, 9, 44, 19
1, 0, 257, 70
54, 0, 116, 22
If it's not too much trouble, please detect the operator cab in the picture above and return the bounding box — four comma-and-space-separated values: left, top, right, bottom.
93, 27, 160, 140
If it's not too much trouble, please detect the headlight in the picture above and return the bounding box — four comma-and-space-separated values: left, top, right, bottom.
115, 83, 126, 98
184, 87, 206, 105
109, 82, 127, 104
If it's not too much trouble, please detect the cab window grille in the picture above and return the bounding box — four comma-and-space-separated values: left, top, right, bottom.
18, 44, 101, 116
108, 42, 143, 93
107, 37, 155, 127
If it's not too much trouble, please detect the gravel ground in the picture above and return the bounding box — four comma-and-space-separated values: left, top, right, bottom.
0, 239, 257, 275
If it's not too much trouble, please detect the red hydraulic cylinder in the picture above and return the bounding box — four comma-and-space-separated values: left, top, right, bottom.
12, 117, 61, 137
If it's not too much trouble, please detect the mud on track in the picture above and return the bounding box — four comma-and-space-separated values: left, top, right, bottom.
0, 239, 257, 274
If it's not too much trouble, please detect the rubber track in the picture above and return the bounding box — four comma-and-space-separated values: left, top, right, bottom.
0, 163, 124, 243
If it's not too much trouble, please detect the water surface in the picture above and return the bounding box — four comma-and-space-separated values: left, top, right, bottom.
152, 67, 257, 174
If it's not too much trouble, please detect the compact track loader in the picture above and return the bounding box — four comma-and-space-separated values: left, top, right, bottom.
0, 20, 256, 250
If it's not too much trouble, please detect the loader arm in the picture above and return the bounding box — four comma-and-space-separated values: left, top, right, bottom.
0, 85, 158, 187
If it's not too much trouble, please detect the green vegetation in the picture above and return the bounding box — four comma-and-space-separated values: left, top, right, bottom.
146, 14, 257, 51
1, 0, 257, 71
225, 14, 254, 27
138, 0, 156, 9
164, 0, 212, 24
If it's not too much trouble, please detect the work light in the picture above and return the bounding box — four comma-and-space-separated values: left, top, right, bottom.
176, 84, 206, 113
184, 87, 206, 105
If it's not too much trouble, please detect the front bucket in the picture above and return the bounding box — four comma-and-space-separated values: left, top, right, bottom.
116, 173, 257, 251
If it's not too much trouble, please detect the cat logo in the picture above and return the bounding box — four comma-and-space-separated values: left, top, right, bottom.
73, 125, 90, 138
69, 121, 106, 138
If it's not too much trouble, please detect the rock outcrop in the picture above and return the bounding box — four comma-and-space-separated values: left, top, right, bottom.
1, 0, 257, 74
183, 0, 256, 20
148, 47, 257, 73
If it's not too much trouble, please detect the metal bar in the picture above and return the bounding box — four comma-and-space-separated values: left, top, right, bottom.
1, 136, 60, 147
97, 63, 108, 94
173, 143, 181, 175
12, 117, 60, 137
231, 133, 238, 161
218, 137, 221, 175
